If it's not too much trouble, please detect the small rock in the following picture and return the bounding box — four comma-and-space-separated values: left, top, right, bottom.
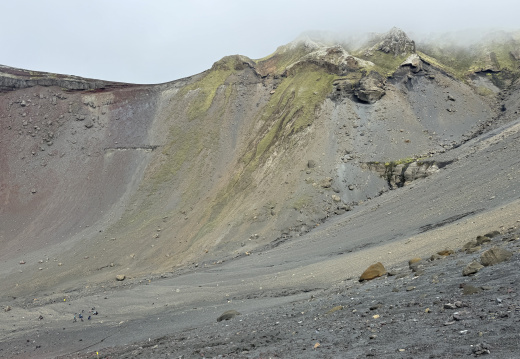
463, 261, 484, 276
430, 253, 443, 261
326, 305, 344, 314
116, 275, 125, 281
444, 303, 457, 309
406, 286, 415, 291
359, 262, 386, 281
476, 236, 491, 246
462, 284, 481, 295
472, 342, 491, 356
466, 246, 482, 254
484, 231, 500, 238
463, 239, 478, 250
4, 306, 11, 312
437, 249, 454, 256
217, 310, 241, 322
408, 257, 422, 266
319, 177, 333, 188
307, 160, 316, 169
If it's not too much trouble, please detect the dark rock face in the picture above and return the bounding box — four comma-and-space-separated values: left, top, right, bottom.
362, 161, 440, 189
355, 71, 385, 103
0, 64, 126, 92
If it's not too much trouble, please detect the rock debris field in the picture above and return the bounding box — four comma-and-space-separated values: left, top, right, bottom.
53, 228, 520, 359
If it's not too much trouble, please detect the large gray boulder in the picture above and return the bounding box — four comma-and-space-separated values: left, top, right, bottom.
355, 71, 385, 104
480, 247, 513, 266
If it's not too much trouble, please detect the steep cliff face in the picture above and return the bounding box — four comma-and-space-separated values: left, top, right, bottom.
1, 28, 518, 297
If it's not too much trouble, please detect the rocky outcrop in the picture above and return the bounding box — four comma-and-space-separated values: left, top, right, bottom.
362, 161, 440, 188
365, 27, 415, 57
286, 45, 373, 76
355, 71, 386, 103
0, 64, 127, 92
400, 53, 422, 73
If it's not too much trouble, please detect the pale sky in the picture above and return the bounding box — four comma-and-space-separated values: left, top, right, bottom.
2, 0, 519, 84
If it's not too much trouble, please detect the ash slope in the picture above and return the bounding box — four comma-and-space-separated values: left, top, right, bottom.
1, 28, 520, 358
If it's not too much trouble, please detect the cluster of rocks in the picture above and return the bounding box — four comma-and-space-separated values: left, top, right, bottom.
68, 226, 519, 359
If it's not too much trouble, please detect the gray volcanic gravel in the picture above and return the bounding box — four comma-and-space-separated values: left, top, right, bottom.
56, 230, 520, 359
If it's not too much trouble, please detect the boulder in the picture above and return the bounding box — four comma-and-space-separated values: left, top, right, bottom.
463, 239, 478, 251
437, 249, 454, 256
401, 53, 422, 72
484, 231, 500, 238
476, 235, 491, 246
462, 261, 484, 276
359, 262, 386, 281
408, 257, 422, 266
355, 71, 385, 104
217, 310, 241, 322
480, 247, 513, 266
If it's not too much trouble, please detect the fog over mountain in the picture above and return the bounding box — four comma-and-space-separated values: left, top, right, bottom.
2, 0, 520, 83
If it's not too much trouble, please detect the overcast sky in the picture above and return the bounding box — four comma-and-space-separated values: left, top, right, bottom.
2, 0, 519, 84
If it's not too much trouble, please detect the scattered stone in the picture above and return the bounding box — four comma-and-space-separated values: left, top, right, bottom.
359, 262, 386, 281
408, 257, 422, 266
476, 236, 491, 246
319, 177, 333, 188
430, 253, 443, 261
217, 310, 241, 322
370, 304, 382, 310
480, 247, 513, 266
326, 305, 344, 314
115, 275, 126, 281
472, 342, 491, 356
463, 239, 478, 250
437, 249, 454, 256
409, 258, 424, 273
463, 261, 484, 276
466, 246, 482, 254
484, 231, 500, 238
462, 284, 482, 295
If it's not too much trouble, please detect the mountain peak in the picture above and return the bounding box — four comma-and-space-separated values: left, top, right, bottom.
366, 27, 415, 57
